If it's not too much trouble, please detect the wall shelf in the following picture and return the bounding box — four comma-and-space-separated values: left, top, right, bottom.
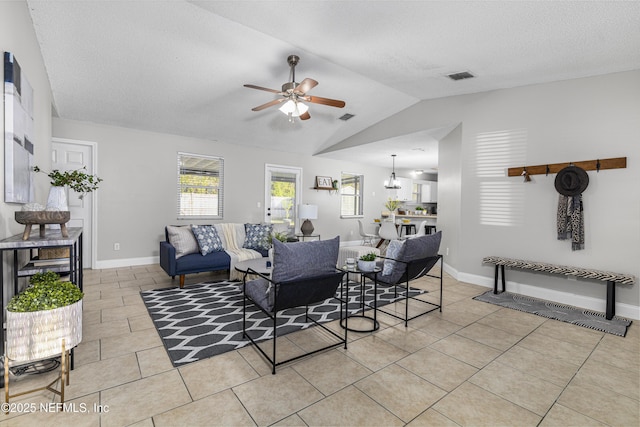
313, 187, 338, 194
508, 157, 627, 177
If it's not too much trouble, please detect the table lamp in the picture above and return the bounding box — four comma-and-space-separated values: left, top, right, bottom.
298, 204, 318, 236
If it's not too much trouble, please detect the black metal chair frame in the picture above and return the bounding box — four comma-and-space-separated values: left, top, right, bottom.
242, 269, 347, 374
365, 254, 443, 327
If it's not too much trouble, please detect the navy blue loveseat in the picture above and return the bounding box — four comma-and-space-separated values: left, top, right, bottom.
159, 224, 269, 288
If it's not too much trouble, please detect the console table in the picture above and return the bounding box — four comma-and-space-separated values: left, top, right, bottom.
0, 227, 83, 386
295, 233, 321, 241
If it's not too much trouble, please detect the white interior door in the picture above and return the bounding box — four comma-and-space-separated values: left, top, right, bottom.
264, 164, 302, 236
51, 139, 95, 268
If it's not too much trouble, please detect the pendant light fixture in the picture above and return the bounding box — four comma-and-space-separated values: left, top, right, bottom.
384, 154, 401, 189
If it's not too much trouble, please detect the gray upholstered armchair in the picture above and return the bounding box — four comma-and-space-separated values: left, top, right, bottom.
242, 236, 347, 374
363, 232, 443, 326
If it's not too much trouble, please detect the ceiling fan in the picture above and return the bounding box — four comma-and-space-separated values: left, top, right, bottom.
244, 55, 345, 121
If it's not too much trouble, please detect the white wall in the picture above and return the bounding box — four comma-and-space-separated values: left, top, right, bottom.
0, 1, 53, 303
0, 1, 53, 236
437, 124, 462, 272
335, 71, 640, 317
52, 118, 393, 267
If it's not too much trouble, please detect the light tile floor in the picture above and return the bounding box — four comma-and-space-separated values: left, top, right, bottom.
1, 265, 638, 426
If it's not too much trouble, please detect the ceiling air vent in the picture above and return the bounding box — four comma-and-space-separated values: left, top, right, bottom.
447, 71, 475, 81
339, 113, 355, 121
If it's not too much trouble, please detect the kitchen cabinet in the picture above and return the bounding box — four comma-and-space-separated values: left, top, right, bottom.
395, 177, 414, 201
422, 181, 438, 202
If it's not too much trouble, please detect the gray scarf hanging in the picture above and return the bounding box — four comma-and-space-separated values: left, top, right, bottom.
557, 194, 584, 250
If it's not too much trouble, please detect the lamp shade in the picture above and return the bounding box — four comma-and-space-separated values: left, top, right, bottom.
298, 204, 318, 219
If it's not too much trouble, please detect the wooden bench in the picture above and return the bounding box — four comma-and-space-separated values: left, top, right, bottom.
482, 256, 636, 320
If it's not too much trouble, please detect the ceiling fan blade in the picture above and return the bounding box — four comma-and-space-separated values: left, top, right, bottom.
299, 111, 311, 120
304, 95, 346, 108
244, 84, 282, 94
251, 98, 286, 111
293, 78, 318, 95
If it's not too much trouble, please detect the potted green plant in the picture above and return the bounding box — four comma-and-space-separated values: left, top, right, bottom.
266, 231, 289, 260
415, 206, 425, 215
357, 252, 377, 272
384, 198, 400, 212
384, 198, 401, 222
271, 231, 289, 243
6, 272, 83, 363
34, 166, 103, 200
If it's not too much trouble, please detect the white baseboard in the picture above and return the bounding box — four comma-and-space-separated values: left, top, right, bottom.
442, 261, 459, 279
94, 256, 158, 270
458, 271, 640, 321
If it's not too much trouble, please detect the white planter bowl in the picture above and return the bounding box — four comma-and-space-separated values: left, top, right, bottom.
6, 299, 83, 362
357, 260, 376, 272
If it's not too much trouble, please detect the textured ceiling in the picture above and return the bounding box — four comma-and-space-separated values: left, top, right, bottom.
27, 1, 640, 169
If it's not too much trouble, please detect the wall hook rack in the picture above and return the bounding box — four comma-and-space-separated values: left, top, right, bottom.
508, 157, 626, 177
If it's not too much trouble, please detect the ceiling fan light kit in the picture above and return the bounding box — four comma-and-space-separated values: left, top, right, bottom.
244, 55, 345, 122
279, 99, 309, 120
384, 154, 402, 189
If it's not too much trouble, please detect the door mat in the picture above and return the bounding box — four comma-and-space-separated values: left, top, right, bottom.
473, 290, 631, 337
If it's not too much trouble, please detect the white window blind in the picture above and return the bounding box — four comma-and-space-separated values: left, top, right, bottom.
177, 152, 224, 219
340, 172, 364, 217
475, 129, 526, 227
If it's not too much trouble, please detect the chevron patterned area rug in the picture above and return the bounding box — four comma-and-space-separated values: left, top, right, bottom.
473, 291, 632, 337
142, 280, 423, 366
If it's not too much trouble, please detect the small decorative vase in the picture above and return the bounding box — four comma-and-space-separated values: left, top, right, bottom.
46, 186, 68, 230
46, 186, 68, 211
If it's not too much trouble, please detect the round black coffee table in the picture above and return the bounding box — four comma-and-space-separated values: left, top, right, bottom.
235, 258, 272, 276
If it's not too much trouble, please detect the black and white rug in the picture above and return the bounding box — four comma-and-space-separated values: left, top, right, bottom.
141, 280, 423, 366
473, 291, 632, 337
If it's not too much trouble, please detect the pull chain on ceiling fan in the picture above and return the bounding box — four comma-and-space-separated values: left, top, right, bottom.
244, 55, 345, 122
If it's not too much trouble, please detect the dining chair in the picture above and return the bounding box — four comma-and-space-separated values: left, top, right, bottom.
378, 221, 399, 241
357, 219, 377, 246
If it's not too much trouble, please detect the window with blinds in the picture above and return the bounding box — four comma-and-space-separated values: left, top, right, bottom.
475, 129, 526, 227
177, 152, 224, 219
340, 172, 364, 217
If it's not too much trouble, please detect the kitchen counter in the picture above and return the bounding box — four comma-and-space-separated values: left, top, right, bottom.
380, 212, 437, 219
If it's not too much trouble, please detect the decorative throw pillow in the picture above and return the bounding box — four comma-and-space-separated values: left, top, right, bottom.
166, 225, 199, 258
381, 232, 442, 285
383, 239, 405, 275
191, 225, 224, 255
272, 236, 340, 283
243, 223, 273, 251
400, 232, 442, 263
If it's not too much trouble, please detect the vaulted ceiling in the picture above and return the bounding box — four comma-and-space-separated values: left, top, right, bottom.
27, 1, 640, 169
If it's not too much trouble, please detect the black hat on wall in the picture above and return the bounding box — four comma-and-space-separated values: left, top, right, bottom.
555, 166, 589, 196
